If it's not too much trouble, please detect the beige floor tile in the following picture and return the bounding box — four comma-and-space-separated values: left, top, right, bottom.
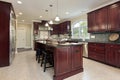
0, 50, 120, 80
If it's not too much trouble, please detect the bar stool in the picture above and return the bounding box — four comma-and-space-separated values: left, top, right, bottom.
41, 50, 54, 72
36, 48, 42, 63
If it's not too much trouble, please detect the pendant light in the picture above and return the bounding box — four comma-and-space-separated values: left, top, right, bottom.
45, 10, 49, 27
49, 20, 53, 24
45, 22, 49, 26
55, 0, 60, 21
49, 5, 53, 24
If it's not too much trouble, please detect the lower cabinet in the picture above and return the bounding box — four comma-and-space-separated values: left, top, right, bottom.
54, 45, 83, 80
54, 46, 71, 75
88, 43, 105, 62
88, 42, 120, 67
71, 46, 83, 71
105, 44, 120, 67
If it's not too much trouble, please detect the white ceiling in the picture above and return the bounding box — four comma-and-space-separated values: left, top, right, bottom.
1, 0, 119, 23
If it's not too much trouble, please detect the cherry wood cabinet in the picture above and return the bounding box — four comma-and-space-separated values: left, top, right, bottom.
88, 43, 105, 62
33, 21, 47, 34
108, 2, 120, 31
0, 1, 16, 67
88, 1, 120, 33
88, 7, 108, 33
95, 7, 108, 32
54, 45, 83, 80
71, 46, 83, 71
33, 22, 39, 34
59, 21, 71, 34
88, 12, 95, 33
54, 46, 71, 76
50, 24, 59, 35
51, 21, 71, 35
88, 42, 120, 67
105, 44, 120, 67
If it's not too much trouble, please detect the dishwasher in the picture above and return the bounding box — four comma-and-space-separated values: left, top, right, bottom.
83, 42, 88, 57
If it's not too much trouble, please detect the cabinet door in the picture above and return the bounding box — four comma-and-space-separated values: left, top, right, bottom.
54, 47, 71, 75
60, 21, 70, 34
51, 24, 59, 34
108, 2, 120, 31
88, 12, 96, 33
115, 45, 120, 67
71, 45, 83, 71
33, 22, 39, 34
0, 3, 10, 66
95, 7, 108, 32
60, 23, 66, 34
105, 44, 117, 66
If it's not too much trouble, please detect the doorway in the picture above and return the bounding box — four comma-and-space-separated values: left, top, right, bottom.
17, 27, 26, 48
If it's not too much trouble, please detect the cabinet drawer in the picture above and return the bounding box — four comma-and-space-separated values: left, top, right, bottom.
105, 44, 117, 48
88, 52, 105, 62
88, 43, 105, 46
88, 47, 105, 54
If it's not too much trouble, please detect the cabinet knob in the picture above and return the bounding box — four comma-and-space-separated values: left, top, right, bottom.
110, 45, 113, 47
118, 50, 120, 53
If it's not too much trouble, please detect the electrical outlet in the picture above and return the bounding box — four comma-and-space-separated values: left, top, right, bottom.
91, 35, 95, 38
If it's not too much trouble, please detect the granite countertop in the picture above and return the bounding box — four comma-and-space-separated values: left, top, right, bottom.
36, 41, 84, 48
87, 41, 120, 44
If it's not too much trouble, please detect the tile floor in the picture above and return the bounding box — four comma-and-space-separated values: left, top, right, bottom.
0, 50, 120, 80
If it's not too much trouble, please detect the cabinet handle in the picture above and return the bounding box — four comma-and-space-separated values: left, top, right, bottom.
75, 50, 79, 53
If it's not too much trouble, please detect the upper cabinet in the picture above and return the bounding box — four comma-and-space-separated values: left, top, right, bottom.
88, 12, 95, 33
33, 20, 48, 35
95, 7, 108, 32
108, 2, 120, 31
88, 1, 120, 33
50, 24, 59, 35
50, 21, 71, 35
60, 21, 71, 34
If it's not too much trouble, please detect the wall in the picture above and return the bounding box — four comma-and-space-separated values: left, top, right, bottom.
89, 33, 120, 43
17, 23, 32, 48
70, 14, 87, 25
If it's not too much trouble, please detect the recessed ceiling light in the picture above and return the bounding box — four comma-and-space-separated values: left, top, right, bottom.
39, 16, 42, 18
65, 12, 69, 14
19, 12, 23, 15
17, 1, 22, 4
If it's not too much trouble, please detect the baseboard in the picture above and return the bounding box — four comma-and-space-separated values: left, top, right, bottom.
25, 46, 32, 48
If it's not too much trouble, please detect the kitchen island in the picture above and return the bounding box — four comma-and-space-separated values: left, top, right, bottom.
36, 42, 84, 80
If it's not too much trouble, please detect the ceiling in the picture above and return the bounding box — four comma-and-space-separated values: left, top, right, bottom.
1, 0, 119, 24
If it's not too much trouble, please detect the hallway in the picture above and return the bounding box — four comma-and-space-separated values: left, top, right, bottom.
0, 50, 120, 80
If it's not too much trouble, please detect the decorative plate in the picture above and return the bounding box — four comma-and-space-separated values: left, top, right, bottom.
109, 33, 119, 41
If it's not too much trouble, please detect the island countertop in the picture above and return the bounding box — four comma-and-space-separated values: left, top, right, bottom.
36, 41, 84, 47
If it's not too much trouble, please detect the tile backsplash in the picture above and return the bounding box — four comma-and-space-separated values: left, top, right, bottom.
88, 32, 120, 43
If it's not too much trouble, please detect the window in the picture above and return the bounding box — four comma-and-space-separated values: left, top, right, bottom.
71, 21, 90, 40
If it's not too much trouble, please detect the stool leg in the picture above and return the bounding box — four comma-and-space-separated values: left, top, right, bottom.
38, 55, 40, 63
36, 53, 38, 61
41, 54, 44, 67
44, 54, 47, 72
